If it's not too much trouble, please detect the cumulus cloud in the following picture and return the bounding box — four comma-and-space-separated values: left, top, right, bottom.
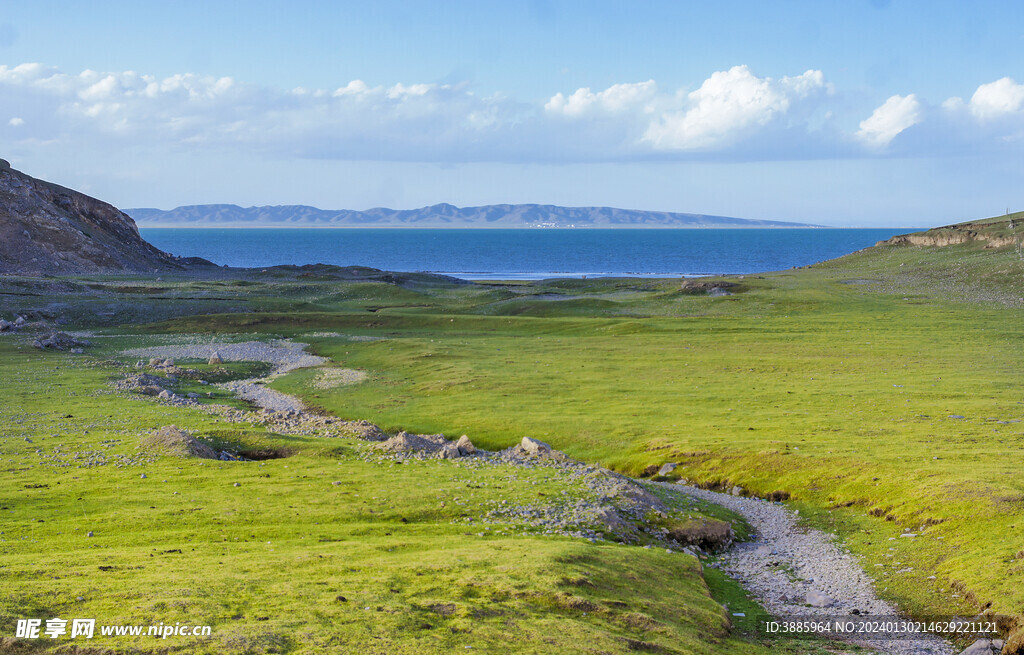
856, 94, 922, 147
545, 80, 657, 117
962, 77, 1024, 120
2, 61, 1023, 165
641, 66, 826, 150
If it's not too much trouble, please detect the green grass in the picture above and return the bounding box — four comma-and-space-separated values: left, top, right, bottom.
0, 340, 812, 654
3, 225, 1024, 651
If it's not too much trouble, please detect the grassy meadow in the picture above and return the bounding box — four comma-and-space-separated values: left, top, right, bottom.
2, 217, 1023, 652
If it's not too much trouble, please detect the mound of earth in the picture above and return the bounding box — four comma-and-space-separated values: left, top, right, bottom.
0, 159, 190, 274
140, 425, 218, 459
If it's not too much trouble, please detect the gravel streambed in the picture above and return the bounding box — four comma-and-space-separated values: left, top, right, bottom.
123, 340, 328, 413
657, 483, 956, 655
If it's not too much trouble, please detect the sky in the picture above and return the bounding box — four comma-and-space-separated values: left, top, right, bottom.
1, 1, 1023, 226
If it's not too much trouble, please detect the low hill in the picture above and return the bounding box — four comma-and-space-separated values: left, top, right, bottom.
0, 160, 184, 274
126, 202, 819, 228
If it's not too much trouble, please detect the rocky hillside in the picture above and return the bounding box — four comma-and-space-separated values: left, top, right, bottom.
879, 212, 1024, 250
0, 160, 183, 274
127, 202, 819, 228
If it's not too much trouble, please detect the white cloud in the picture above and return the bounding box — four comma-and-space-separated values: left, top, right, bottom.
3, 61, 1022, 166
642, 66, 826, 150
856, 94, 922, 147
545, 80, 657, 117
965, 77, 1024, 120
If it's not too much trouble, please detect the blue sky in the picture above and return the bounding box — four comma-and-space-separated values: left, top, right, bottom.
1, 0, 1023, 226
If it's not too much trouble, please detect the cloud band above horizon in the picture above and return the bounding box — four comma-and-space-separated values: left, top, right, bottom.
2, 62, 1023, 164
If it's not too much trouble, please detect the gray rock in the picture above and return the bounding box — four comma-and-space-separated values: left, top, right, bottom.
730, 485, 744, 496
436, 444, 462, 459
804, 590, 833, 608
233, 482, 241, 487
657, 462, 677, 476
958, 639, 994, 655
456, 435, 476, 455
521, 437, 552, 456
0, 319, 11, 332
86, 531, 93, 537
149, 357, 163, 366
157, 390, 173, 400
208, 351, 223, 365
32, 331, 90, 351
14, 316, 25, 326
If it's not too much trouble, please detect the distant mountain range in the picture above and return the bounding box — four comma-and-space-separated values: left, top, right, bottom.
126, 203, 820, 228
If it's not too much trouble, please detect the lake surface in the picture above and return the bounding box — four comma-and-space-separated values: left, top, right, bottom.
140, 228, 913, 280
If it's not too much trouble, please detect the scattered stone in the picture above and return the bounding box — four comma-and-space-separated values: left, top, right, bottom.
657, 462, 677, 477
377, 431, 450, 457
805, 590, 834, 608
958, 639, 995, 655
347, 420, 387, 441
0, 319, 12, 332
86, 532, 93, 538
520, 437, 552, 456
730, 485, 744, 496
140, 426, 218, 459
31, 332, 91, 351
233, 482, 241, 487
208, 351, 223, 365
140, 474, 147, 479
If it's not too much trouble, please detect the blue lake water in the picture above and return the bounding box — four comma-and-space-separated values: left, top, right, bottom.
140, 228, 914, 280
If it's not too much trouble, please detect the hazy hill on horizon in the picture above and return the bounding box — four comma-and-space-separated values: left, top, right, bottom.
126, 203, 822, 228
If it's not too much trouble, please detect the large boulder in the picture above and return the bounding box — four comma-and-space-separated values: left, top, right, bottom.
455, 435, 476, 455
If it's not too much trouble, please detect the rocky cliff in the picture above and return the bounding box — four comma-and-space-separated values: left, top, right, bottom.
879, 214, 1022, 250
0, 160, 181, 274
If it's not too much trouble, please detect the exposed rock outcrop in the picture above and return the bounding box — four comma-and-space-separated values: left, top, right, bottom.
879, 215, 1022, 250
0, 159, 183, 274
